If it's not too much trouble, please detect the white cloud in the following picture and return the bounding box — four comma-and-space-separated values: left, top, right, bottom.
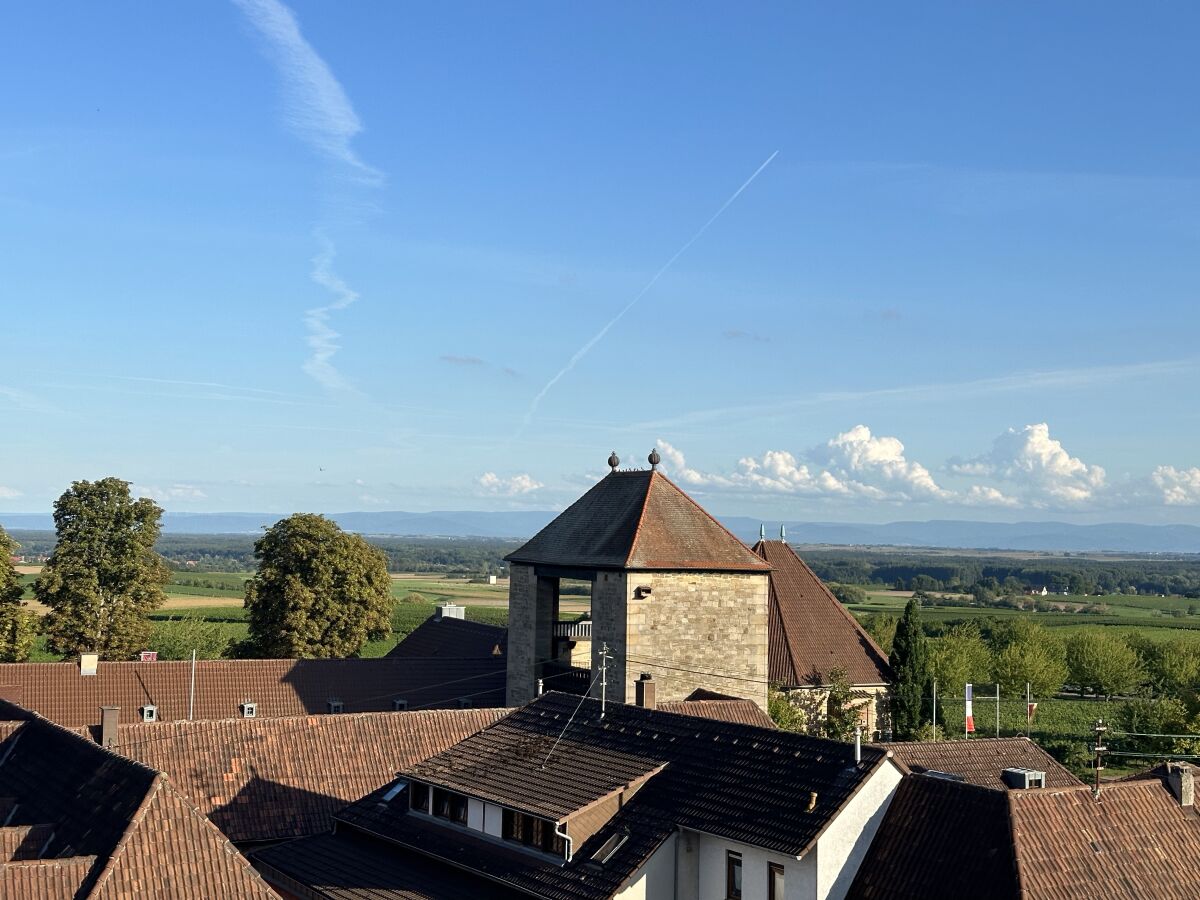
477, 472, 544, 496
657, 426, 950, 502
1152, 466, 1200, 506
951, 423, 1106, 505
961, 485, 1020, 508
133, 484, 207, 502
0, 486, 21, 500
358, 493, 390, 506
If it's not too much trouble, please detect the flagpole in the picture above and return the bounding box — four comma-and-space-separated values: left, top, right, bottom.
995, 683, 1000, 738
932, 679, 937, 742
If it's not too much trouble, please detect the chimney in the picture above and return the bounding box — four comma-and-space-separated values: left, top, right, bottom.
100, 707, 119, 750
80, 653, 99, 677
635, 673, 656, 710
1169, 762, 1195, 807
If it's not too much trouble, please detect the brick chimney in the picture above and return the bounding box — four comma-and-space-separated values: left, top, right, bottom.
1169, 762, 1194, 807
100, 706, 119, 750
635, 673, 656, 710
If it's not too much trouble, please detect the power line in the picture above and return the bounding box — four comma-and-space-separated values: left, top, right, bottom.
540, 669, 603, 770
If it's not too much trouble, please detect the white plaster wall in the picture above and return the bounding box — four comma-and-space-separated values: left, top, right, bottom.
696, 833, 815, 900
467, 798, 485, 832
482, 802, 504, 838
815, 761, 903, 900
614, 833, 676, 900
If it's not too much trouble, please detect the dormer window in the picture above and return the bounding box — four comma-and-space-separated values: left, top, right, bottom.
410, 782, 430, 813
140, 705, 157, 723
240, 702, 257, 719
392, 698, 408, 711
432, 788, 468, 826
502, 808, 566, 856
327, 699, 344, 714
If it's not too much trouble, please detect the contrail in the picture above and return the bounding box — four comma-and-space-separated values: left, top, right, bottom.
519, 151, 779, 432
232, 0, 382, 391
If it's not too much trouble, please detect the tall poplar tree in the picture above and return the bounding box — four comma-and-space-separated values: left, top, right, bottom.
0, 527, 34, 662
888, 596, 929, 739
35, 478, 170, 659
241, 513, 392, 658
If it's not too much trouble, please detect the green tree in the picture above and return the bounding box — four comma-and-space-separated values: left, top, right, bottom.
35, 478, 169, 659
829, 583, 867, 605
991, 621, 1068, 698
823, 667, 865, 741
1066, 629, 1144, 699
0, 527, 34, 662
860, 612, 898, 655
147, 615, 234, 660
888, 597, 929, 739
240, 513, 392, 658
929, 623, 993, 696
768, 687, 809, 733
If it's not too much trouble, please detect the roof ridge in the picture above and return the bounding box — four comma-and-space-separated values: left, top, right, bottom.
623, 471, 658, 568
86, 772, 165, 895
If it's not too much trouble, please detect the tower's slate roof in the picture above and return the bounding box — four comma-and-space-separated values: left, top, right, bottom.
506, 470, 770, 572
752, 540, 891, 687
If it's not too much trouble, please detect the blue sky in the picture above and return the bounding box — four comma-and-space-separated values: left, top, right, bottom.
3, 1, 1200, 523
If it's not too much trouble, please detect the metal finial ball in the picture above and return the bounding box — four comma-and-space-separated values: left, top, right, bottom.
648, 448, 661, 470
608, 451, 620, 471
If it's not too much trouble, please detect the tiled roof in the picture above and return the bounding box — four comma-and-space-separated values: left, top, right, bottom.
506, 470, 770, 572
326, 692, 889, 900
1009, 777, 1200, 899
386, 615, 506, 661
0, 700, 274, 898
0, 656, 506, 728
255, 831, 528, 900
658, 693, 777, 729
879, 736, 1082, 790
752, 540, 891, 687
852, 768, 1200, 899
847, 773, 1018, 900
112, 708, 508, 843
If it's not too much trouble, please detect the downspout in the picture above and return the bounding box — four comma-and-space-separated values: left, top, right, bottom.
556, 821, 573, 862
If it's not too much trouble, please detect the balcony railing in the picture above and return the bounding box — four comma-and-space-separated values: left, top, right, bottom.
541, 661, 592, 696
553, 620, 592, 640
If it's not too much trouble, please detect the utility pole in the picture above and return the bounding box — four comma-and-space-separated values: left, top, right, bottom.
188, 649, 197, 721
1092, 718, 1108, 797
931, 679, 938, 741
996, 684, 1001, 738
599, 642, 610, 720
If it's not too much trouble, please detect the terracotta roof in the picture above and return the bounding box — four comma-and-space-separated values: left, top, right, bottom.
386, 615, 506, 661
0, 700, 274, 898
0, 656, 506, 728
506, 470, 770, 572
1009, 777, 1200, 899
658, 691, 777, 729
111, 708, 508, 843
847, 773, 1018, 900
752, 540, 891, 687
852, 768, 1200, 899
322, 692, 890, 900
879, 736, 1082, 790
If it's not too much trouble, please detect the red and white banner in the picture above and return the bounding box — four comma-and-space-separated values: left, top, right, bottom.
965, 683, 976, 734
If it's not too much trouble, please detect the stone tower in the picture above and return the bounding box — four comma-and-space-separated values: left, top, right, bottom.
505, 453, 772, 709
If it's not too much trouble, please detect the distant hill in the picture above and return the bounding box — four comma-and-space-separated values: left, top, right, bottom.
1, 511, 1197, 554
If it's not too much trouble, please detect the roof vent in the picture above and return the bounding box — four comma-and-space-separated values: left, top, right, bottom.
327, 699, 344, 714
591, 831, 629, 865
80, 653, 99, 677
1002, 767, 1046, 789
392, 699, 408, 711
140, 705, 157, 723
925, 770, 966, 783
240, 702, 257, 719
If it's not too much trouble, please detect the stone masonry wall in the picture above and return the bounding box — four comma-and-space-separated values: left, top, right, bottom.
603, 571, 770, 711
506, 563, 538, 706
589, 571, 628, 705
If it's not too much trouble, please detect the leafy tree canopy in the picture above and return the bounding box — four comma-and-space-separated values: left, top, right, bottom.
0, 527, 34, 662
929, 622, 993, 696
241, 513, 392, 658
991, 621, 1068, 697
35, 478, 169, 659
1066, 629, 1144, 699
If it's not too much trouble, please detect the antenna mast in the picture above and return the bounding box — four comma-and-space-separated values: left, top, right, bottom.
600, 642, 610, 719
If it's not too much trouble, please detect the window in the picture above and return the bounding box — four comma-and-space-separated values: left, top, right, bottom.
431, 788, 468, 824
410, 782, 429, 813
140, 705, 157, 723
726, 851, 742, 900
502, 809, 566, 856
392, 698, 408, 711
769, 863, 785, 900
240, 702, 257, 718
327, 699, 343, 714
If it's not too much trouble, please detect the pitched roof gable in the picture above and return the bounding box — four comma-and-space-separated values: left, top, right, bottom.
113, 708, 509, 843
880, 736, 1082, 790
0, 656, 506, 728
506, 471, 769, 572
752, 540, 891, 686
